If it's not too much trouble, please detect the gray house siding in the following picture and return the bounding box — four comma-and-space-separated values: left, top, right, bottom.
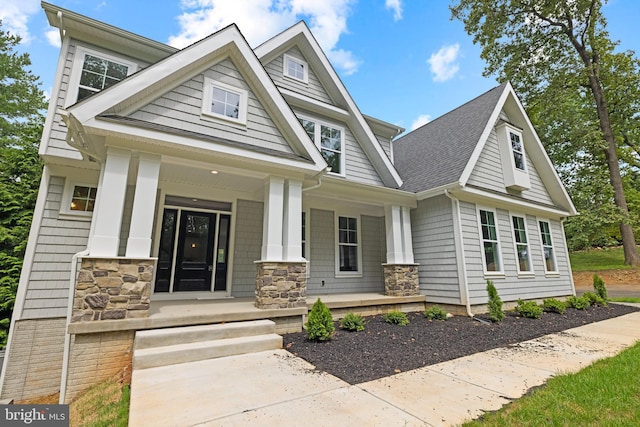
231, 199, 263, 298
307, 209, 385, 294
344, 127, 385, 186
129, 59, 294, 154
263, 47, 333, 105
375, 134, 392, 160
21, 176, 91, 319
411, 196, 461, 304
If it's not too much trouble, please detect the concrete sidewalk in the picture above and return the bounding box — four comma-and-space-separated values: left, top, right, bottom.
129, 309, 640, 427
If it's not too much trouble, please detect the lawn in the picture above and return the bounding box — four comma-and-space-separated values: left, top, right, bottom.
463, 341, 640, 426
570, 246, 637, 271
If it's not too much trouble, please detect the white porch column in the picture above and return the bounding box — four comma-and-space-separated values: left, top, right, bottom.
282, 179, 303, 261
401, 205, 415, 263
90, 147, 131, 257
385, 204, 404, 264
126, 153, 161, 257
261, 176, 285, 260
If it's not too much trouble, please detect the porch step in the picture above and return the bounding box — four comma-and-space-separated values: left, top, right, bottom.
133, 320, 282, 370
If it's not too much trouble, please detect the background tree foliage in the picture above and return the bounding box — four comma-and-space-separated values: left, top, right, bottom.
451, 0, 640, 265
0, 22, 45, 346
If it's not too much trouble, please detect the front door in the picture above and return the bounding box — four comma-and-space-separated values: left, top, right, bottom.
155, 208, 231, 294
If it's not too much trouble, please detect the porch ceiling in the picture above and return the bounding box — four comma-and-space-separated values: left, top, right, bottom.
158, 161, 265, 196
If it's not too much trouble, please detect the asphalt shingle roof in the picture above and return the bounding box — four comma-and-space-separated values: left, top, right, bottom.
393, 82, 508, 193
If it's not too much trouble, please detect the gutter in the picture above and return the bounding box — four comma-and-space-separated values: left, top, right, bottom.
302, 167, 330, 192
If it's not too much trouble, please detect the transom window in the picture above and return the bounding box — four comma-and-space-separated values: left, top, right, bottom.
337, 216, 359, 273
479, 209, 502, 273
510, 132, 526, 170
70, 185, 97, 212
202, 78, 248, 124
284, 54, 308, 83
299, 116, 344, 175
539, 220, 557, 272
512, 215, 532, 272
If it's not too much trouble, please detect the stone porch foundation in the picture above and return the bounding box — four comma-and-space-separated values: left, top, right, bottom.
383, 264, 420, 296
255, 262, 307, 309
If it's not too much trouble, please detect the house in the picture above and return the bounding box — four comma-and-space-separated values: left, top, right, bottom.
0, 2, 577, 403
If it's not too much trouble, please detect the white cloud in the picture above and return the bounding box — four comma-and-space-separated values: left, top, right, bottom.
427, 43, 460, 82
385, 0, 402, 21
0, 0, 40, 43
169, 0, 360, 75
45, 28, 61, 48
411, 114, 431, 131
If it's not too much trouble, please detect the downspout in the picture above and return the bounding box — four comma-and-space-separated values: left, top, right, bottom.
444, 190, 474, 318
561, 217, 577, 297
57, 11, 65, 40
302, 167, 330, 193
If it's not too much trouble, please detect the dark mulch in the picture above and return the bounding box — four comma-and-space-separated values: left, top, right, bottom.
283, 304, 639, 385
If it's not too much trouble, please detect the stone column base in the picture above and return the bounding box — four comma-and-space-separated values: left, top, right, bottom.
383, 264, 419, 296
255, 262, 307, 309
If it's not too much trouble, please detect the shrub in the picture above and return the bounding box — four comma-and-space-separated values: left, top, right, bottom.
486, 280, 504, 322
383, 310, 409, 326
305, 298, 335, 341
593, 274, 608, 301
515, 299, 544, 319
424, 305, 448, 321
543, 298, 567, 314
566, 295, 591, 310
582, 291, 607, 307
340, 312, 365, 332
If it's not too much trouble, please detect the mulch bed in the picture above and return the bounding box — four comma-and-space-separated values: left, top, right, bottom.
283, 304, 639, 384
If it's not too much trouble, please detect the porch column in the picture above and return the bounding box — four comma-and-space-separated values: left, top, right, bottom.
261, 176, 285, 260
385, 204, 404, 264
401, 206, 415, 263
126, 153, 161, 257
90, 147, 131, 257
383, 204, 419, 296
282, 179, 303, 261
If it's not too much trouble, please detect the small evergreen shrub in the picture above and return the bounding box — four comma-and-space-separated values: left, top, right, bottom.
340, 312, 365, 332
305, 298, 335, 341
593, 274, 608, 301
515, 299, 544, 319
543, 298, 567, 314
566, 295, 590, 310
582, 291, 607, 307
384, 310, 409, 326
423, 305, 448, 321
486, 280, 504, 322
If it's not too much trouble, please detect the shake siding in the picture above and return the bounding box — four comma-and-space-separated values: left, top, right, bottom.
129, 59, 294, 154
231, 199, 263, 297
411, 196, 461, 304
263, 47, 333, 104
22, 176, 91, 319
308, 209, 384, 294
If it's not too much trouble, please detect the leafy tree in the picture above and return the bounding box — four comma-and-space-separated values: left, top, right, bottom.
0, 22, 46, 345
451, 0, 640, 265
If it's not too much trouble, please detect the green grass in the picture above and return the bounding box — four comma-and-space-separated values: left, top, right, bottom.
610, 297, 640, 303
570, 246, 637, 271
462, 341, 640, 426
70, 379, 130, 426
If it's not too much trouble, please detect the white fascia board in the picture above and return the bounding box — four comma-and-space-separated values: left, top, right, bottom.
281, 89, 349, 120
363, 114, 405, 139
40, 36, 71, 156
312, 176, 417, 208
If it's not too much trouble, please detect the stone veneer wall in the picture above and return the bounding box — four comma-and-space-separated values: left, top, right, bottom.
72, 258, 155, 322
383, 264, 420, 296
255, 262, 307, 309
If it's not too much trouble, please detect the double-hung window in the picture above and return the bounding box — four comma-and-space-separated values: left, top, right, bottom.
337, 215, 359, 274
510, 132, 526, 171
283, 54, 308, 83
202, 78, 248, 125
512, 215, 532, 273
539, 220, 557, 272
299, 116, 344, 175
478, 209, 502, 273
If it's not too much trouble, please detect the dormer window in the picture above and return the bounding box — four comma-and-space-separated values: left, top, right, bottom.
283, 54, 308, 83
298, 116, 345, 175
201, 78, 248, 125
510, 132, 525, 170
496, 121, 530, 191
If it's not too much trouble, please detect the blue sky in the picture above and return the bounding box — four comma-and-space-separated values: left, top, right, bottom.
2, 0, 639, 133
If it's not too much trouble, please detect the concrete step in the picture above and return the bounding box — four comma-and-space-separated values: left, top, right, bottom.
134, 320, 276, 350
134, 333, 283, 369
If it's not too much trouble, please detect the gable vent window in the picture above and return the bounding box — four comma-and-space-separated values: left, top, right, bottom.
283, 54, 308, 83
496, 122, 530, 190
298, 116, 345, 175
510, 132, 525, 170
202, 78, 248, 125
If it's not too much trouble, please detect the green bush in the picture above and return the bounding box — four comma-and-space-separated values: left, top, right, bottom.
423, 305, 448, 321
340, 312, 365, 332
543, 298, 567, 314
582, 291, 607, 307
383, 310, 409, 326
593, 274, 608, 301
305, 298, 335, 341
566, 295, 591, 310
515, 299, 544, 319
486, 280, 504, 322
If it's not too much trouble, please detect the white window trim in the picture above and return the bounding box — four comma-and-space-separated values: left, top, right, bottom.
335, 213, 362, 277
510, 214, 534, 276
477, 207, 504, 276
67, 45, 137, 107
509, 130, 527, 172
201, 77, 249, 126
60, 180, 97, 219
496, 121, 531, 191
537, 218, 559, 275
283, 54, 309, 84
298, 114, 346, 177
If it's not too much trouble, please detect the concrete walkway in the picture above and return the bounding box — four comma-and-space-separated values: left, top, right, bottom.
129, 309, 640, 427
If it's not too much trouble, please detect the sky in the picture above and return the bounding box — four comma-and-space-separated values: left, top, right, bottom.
2, 0, 640, 134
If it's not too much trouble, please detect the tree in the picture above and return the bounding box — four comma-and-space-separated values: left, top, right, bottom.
0, 22, 46, 345
451, 0, 640, 266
